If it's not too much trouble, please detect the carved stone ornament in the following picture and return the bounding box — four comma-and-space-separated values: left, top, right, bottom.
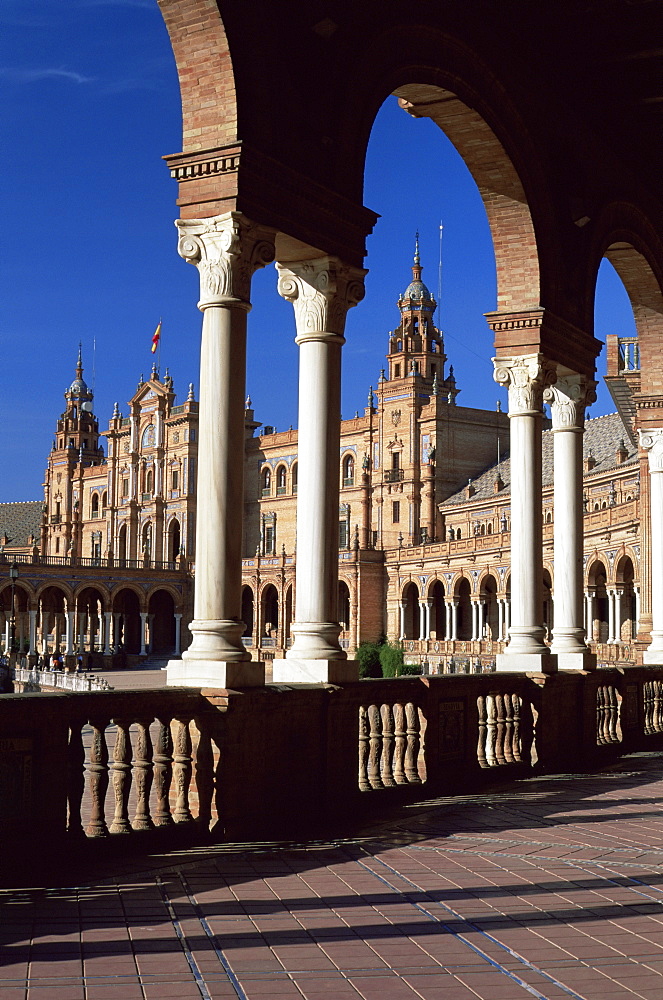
391, 409, 401, 427
639, 427, 663, 473
276, 257, 366, 342
176, 212, 275, 308
543, 373, 597, 431
493, 354, 557, 416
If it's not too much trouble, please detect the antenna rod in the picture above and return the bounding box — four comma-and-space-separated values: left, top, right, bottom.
437, 221, 443, 328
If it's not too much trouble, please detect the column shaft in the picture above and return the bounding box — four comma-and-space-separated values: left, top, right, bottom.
641, 429, 663, 662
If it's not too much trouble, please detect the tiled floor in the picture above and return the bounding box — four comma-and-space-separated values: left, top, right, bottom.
4, 751, 663, 999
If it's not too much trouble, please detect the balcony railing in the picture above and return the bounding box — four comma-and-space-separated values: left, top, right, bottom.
384, 469, 404, 483
0, 553, 180, 572
3, 667, 663, 851
618, 337, 640, 373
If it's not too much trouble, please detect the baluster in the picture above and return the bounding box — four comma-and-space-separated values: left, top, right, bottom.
511, 694, 522, 762
172, 717, 193, 822
643, 682, 652, 735
153, 717, 174, 826
392, 703, 407, 784
655, 682, 663, 734
109, 719, 132, 834
86, 720, 110, 837
485, 695, 497, 766
380, 704, 396, 786
132, 720, 154, 831
608, 686, 619, 743
194, 718, 215, 830
367, 705, 384, 789
66, 724, 86, 838
494, 694, 507, 764
404, 702, 421, 783
358, 706, 371, 790
477, 695, 488, 768
596, 686, 606, 745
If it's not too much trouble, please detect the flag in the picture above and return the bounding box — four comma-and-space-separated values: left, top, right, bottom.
151, 320, 162, 354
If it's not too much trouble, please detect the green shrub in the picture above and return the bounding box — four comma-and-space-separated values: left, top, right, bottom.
356, 641, 383, 678
400, 662, 422, 676
379, 641, 404, 678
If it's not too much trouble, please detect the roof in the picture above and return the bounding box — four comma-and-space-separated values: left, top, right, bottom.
0, 501, 43, 549
441, 412, 638, 507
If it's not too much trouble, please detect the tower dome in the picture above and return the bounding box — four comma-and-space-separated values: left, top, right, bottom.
66, 344, 93, 403
400, 233, 435, 310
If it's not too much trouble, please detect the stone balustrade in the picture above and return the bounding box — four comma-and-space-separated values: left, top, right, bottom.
2, 668, 663, 854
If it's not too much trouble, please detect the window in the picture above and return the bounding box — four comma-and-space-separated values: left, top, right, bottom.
101, 491, 107, 512
276, 465, 287, 495
261, 467, 271, 497
172, 469, 179, 491
392, 452, 400, 471
394, 363, 401, 378
122, 478, 129, 498
91, 494, 99, 518
338, 504, 351, 550
342, 454, 354, 487
392, 501, 400, 524
292, 462, 298, 494
261, 512, 276, 555
146, 469, 153, 494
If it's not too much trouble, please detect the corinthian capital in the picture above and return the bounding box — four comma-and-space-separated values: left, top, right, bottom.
276, 257, 366, 343
176, 212, 275, 309
639, 428, 663, 473
543, 372, 597, 431
493, 354, 557, 416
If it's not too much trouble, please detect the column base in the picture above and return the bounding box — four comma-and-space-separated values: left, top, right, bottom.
496, 652, 557, 674
643, 647, 663, 665
272, 658, 359, 684
555, 651, 597, 671
286, 621, 346, 661
166, 656, 265, 688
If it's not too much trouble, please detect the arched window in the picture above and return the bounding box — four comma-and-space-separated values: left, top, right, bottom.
342, 454, 355, 487
456, 528, 462, 540
261, 467, 271, 497
276, 465, 287, 495
141, 424, 155, 449
91, 493, 99, 518
291, 462, 298, 494
101, 491, 107, 512
145, 469, 153, 495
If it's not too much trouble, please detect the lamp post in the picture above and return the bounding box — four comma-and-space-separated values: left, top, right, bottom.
9, 562, 18, 658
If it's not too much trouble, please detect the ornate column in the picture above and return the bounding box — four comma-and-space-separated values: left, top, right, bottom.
614, 587, 623, 644
419, 601, 428, 641
444, 600, 452, 640
399, 601, 407, 641
639, 429, 663, 662
607, 588, 616, 644
65, 609, 75, 656
174, 613, 182, 655
494, 355, 556, 671
585, 589, 595, 642
273, 257, 365, 683
498, 598, 504, 641
544, 371, 596, 668
635, 585, 641, 639
104, 612, 112, 655
29, 609, 37, 656
450, 599, 459, 641
166, 212, 274, 687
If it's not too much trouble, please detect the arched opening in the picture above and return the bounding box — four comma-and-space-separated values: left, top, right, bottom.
91, 493, 99, 518
113, 588, 141, 655
141, 522, 152, 561
429, 579, 446, 639
615, 555, 637, 642
117, 523, 127, 565
148, 589, 176, 654
276, 464, 287, 496
36, 585, 68, 657
338, 580, 351, 632
402, 582, 420, 640
342, 454, 355, 487
291, 462, 298, 494
480, 574, 498, 640
77, 587, 105, 653
261, 467, 271, 497
456, 578, 472, 641
261, 584, 279, 637
167, 518, 181, 563
587, 560, 609, 644
241, 586, 254, 641
145, 469, 153, 495
0, 582, 30, 654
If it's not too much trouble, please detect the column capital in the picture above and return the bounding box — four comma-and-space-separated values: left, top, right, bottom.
639, 427, 663, 472
544, 371, 597, 432
276, 257, 366, 343
176, 212, 275, 309
492, 353, 557, 416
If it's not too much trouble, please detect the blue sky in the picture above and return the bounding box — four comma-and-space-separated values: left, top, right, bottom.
0, 0, 635, 502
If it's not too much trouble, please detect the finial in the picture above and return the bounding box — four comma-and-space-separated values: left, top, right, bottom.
414, 231, 420, 265
368, 385, 374, 408
448, 364, 455, 381
187, 382, 195, 402
164, 367, 173, 388
379, 368, 386, 383
151, 362, 158, 380
245, 394, 252, 409
113, 401, 119, 418
76, 342, 83, 379
432, 373, 438, 396
138, 373, 144, 387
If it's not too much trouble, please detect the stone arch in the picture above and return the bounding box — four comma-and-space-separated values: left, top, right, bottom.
112, 587, 142, 655
615, 553, 636, 642
338, 579, 351, 631
91, 492, 99, 518
241, 585, 254, 640
148, 588, 176, 653
455, 576, 472, 641
341, 453, 355, 486
261, 582, 279, 636
141, 520, 152, 559
261, 466, 271, 496
479, 573, 499, 640
401, 581, 420, 640
291, 461, 298, 494
587, 559, 608, 644
167, 516, 181, 563
275, 463, 287, 495
428, 578, 446, 639
76, 586, 107, 653
0, 580, 31, 653
117, 522, 128, 564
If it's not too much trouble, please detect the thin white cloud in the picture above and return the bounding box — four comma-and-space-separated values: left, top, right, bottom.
0, 67, 94, 85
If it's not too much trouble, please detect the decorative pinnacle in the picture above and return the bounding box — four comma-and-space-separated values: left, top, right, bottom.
187, 383, 195, 402
112, 402, 119, 418
414, 231, 420, 266
245, 394, 252, 409
368, 385, 374, 408
151, 362, 158, 380
76, 342, 83, 379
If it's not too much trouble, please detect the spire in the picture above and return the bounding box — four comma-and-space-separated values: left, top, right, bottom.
187, 382, 195, 402
414, 231, 420, 266
76, 342, 83, 380
113, 401, 119, 418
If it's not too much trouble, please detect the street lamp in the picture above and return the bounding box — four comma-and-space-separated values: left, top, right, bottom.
9, 562, 18, 656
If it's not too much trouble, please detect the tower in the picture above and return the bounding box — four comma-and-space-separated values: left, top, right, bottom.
42, 346, 104, 557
